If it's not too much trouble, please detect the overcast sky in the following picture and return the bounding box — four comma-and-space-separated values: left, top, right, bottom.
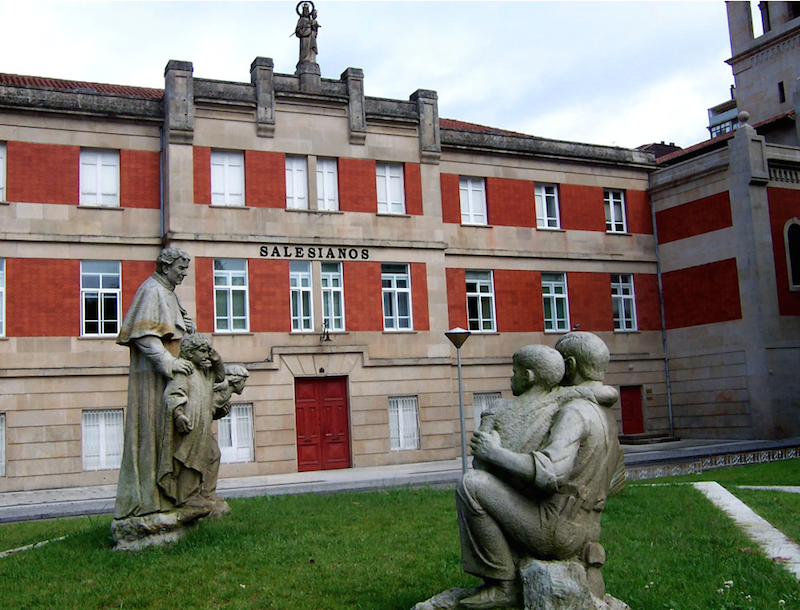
0, 1, 738, 149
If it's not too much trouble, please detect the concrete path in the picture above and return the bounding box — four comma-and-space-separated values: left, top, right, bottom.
694, 481, 800, 581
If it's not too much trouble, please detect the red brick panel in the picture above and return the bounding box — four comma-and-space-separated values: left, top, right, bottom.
245, 150, 286, 208
249, 259, 290, 332
445, 268, 467, 328
625, 189, 653, 235
634, 273, 662, 331
767, 187, 800, 315
194, 257, 214, 333
404, 163, 423, 215
559, 184, 606, 232
494, 269, 542, 332
486, 178, 535, 228
567, 272, 614, 332
6, 258, 80, 336
7, 141, 79, 205
410, 262, 429, 331
662, 258, 742, 329
121, 260, 156, 314
339, 158, 377, 213
440, 173, 461, 224
193, 146, 211, 205
343, 261, 382, 330
120, 150, 160, 209
655, 192, 732, 244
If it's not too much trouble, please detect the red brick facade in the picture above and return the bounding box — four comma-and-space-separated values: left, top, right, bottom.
662, 258, 742, 329
121, 260, 156, 314
560, 184, 606, 232
6, 141, 79, 205
410, 262, 429, 331
194, 257, 214, 333
120, 150, 160, 209
567, 272, 614, 332
767, 187, 800, 316
6, 258, 80, 336
245, 150, 285, 208
625, 189, 653, 235
486, 178, 536, 228
339, 158, 377, 213
404, 163, 423, 215
446, 268, 467, 328
343, 261, 383, 330
440, 173, 461, 224
193, 146, 212, 205
249, 259, 290, 333
634, 273, 662, 331
655, 192, 732, 244
495, 269, 542, 332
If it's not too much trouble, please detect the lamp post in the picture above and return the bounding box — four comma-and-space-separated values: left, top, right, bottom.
445, 327, 471, 474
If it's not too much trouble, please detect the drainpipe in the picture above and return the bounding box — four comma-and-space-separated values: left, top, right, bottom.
159, 126, 165, 240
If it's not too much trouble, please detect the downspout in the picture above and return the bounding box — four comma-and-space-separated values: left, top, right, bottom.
159, 125, 165, 242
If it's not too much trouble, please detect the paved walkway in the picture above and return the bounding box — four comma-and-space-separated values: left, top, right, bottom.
1, 436, 799, 523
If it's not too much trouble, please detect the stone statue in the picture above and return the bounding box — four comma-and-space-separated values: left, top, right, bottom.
294, 1, 320, 66
110, 248, 248, 551
414, 333, 628, 610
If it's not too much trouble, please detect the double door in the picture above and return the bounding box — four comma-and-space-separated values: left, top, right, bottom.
295, 377, 351, 472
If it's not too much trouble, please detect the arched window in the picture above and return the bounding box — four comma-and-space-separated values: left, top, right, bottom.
785, 219, 800, 290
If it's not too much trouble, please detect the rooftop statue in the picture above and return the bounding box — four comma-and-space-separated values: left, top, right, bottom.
294, 1, 320, 66
414, 332, 628, 610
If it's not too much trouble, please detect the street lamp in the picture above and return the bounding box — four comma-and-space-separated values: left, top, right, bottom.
445, 327, 471, 474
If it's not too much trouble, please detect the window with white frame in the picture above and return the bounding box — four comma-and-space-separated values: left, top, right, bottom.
466, 270, 496, 332
210, 150, 245, 206
218, 403, 255, 463
388, 395, 420, 451
0, 259, 5, 338
0, 142, 6, 202
611, 274, 637, 331
316, 158, 339, 211
290, 261, 313, 331
0, 413, 5, 477
377, 162, 405, 214
473, 391, 501, 431
214, 259, 249, 332
542, 272, 569, 332
81, 261, 121, 336
321, 262, 345, 331
285, 156, 308, 209
382, 263, 412, 330
82, 409, 124, 471
459, 177, 487, 225
80, 149, 119, 206
535, 183, 560, 229
604, 189, 627, 233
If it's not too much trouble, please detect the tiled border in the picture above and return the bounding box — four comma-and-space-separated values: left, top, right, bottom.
626, 447, 800, 481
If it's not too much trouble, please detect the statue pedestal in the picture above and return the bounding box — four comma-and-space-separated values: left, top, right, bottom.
296, 61, 321, 92
520, 558, 630, 610
110, 505, 210, 551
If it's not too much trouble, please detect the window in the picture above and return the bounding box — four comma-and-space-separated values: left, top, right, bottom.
0, 259, 4, 338
286, 156, 308, 209
466, 270, 496, 332
214, 259, 249, 332
0, 413, 5, 477
473, 391, 501, 431
459, 177, 487, 225
542, 272, 569, 332
710, 119, 738, 138
81, 261, 121, 336
382, 263, 412, 330
316, 158, 339, 211
321, 262, 345, 331
377, 162, 405, 214
611, 274, 637, 331
80, 149, 119, 206
290, 261, 313, 331
786, 220, 800, 289
218, 403, 254, 463
779, 81, 786, 104
604, 189, 626, 233
210, 150, 245, 206
0, 142, 6, 202
82, 409, 124, 470
535, 183, 560, 229
388, 395, 419, 451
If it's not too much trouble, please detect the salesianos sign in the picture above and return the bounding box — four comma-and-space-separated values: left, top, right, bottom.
259, 245, 370, 260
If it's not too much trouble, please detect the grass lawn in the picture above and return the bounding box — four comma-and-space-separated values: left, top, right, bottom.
0, 460, 798, 610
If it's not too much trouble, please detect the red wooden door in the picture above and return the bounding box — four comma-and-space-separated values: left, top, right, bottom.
295, 377, 351, 472
620, 385, 644, 434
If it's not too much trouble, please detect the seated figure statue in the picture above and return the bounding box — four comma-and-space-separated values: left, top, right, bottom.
417, 333, 623, 610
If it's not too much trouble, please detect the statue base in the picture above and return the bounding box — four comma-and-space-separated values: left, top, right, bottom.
110, 505, 211, 551
295, 61, 321, 92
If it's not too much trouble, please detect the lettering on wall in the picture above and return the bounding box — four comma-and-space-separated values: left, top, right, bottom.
259, 245, 370, 260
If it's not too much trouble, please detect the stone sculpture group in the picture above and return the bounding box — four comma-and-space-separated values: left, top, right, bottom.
110, 248, 248, 551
